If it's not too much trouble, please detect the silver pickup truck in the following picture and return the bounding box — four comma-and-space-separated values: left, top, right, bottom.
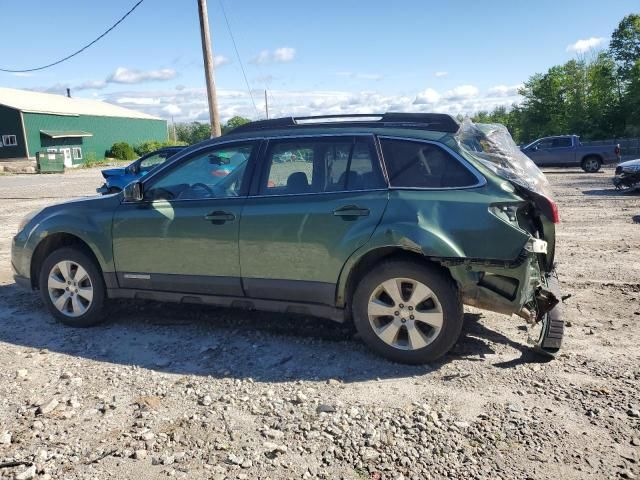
521, 135, 618, 172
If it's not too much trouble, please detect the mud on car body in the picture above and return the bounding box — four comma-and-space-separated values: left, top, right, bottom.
12, 113, 563, 364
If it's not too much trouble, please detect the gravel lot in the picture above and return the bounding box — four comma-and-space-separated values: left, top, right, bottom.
0, 167, 639, 480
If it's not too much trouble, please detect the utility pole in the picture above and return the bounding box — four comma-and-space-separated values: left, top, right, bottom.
197, 0, 222, 137
264, 89, 269, 119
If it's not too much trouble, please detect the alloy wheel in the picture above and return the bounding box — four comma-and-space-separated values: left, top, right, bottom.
47, 260, 94, 317
584, 158, 600, 172
367, 277, 443, 350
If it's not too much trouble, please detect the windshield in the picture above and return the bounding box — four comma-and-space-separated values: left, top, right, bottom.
455, 119, 553, 198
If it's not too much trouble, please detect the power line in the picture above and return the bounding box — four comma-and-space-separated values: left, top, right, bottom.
0, 0, 145, 73
218, 0, 259, 116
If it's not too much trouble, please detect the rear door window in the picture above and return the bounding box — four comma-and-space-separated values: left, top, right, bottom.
259, 137, 385, 195
380, 138, 478, 188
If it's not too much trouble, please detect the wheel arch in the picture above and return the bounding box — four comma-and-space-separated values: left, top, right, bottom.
581, 153, 603, 164
30, 233, 104, 289
338, 246, 454, 314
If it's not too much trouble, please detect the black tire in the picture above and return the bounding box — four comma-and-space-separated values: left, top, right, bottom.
38, 247, 106, 327
533, 271, 564, 358
581, 156, 602, 173
352, 260, 463, 364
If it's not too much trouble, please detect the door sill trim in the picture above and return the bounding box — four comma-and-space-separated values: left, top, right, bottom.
106, 288, 345, 323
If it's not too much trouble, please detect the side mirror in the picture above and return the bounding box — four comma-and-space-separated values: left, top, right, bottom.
123, 181, 143, 202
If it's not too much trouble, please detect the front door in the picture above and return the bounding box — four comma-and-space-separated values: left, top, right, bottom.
61, 148, 72, 167
239, 135, 388, 305
112, 141, 260, 296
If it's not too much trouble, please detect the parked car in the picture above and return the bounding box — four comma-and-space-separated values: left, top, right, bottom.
521, 135, 618, 172
12, 113, 563, 364
96, 146, 186, 194
613, 158, 640, 191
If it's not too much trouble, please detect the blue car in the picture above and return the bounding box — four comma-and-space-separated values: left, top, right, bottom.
97, 146, 186, 194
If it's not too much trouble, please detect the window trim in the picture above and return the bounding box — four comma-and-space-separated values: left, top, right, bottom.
250, 133, 387, 198
376, 135, 486, 191
126, 138, 264, 205
2, 134, 17, 147
72, 147, 82, 160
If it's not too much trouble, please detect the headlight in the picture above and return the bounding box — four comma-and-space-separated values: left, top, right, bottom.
17, 209, 40, 234
622, 165, 640, 173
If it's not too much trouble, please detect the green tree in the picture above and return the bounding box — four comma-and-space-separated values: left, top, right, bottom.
624, 60, 640, 135
222, 116, 251, 134
175, 122, 211, 144
610, 14, 640, 82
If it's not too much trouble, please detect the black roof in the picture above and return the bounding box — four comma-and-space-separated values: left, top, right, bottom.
229, 113, 460, 135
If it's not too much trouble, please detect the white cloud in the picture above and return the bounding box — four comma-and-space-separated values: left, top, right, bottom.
336, 72, 383, 81
273, 47, 295, 62
252, 50, 271, 64
214, 55, 231, 67
162, 104, 182, 115
97, 82, 525, 124
76, 79, 107, 90
443, 85, 480, 101
434, 71, 448, 78
251, 47, 296, 64
107, 67, 177, 84
487, 84, 523, 97
114, 97, 162, 106
413, 88, 440, 105
12, 72, 33, 77
566, 37, 606, 54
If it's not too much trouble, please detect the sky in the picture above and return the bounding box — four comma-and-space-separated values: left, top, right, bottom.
1, 0, 637, 123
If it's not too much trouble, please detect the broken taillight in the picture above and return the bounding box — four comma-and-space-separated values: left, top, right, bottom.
544, 195, 560, 224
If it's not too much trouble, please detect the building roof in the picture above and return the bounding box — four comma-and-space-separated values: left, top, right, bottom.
0, 87, 162, 121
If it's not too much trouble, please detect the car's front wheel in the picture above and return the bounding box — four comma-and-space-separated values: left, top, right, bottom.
39, 247, 106, 327
352, 260, 463, 364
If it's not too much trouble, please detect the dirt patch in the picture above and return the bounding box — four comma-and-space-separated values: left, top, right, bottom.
0, 166, 639, 479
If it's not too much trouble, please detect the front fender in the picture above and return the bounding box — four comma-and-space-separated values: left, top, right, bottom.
21, 195, 119, 276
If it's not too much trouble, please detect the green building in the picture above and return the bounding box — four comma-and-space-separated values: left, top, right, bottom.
0, 87, 167, 165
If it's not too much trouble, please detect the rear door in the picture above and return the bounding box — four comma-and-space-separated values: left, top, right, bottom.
239, 135, 388, 305
545, 137, 574, 166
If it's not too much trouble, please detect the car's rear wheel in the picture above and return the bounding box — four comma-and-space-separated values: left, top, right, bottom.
352, 260, 463, 364
39, 247, 106, 327
581, 156, 602, 173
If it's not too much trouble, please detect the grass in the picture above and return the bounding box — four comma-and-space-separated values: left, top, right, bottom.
80, 157, 131, 169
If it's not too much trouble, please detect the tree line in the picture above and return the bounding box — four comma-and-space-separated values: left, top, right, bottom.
174, 116, 250, 145
472, 13, 640, 144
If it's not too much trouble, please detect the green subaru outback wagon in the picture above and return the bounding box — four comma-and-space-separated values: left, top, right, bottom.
12, 113, 563, 364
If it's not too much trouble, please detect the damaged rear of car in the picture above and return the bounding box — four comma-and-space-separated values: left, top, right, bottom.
452, 120, 563, 355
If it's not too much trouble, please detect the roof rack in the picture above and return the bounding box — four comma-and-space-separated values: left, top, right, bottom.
228, 112, 460, 134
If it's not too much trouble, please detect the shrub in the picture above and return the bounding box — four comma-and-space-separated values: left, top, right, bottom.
134, 140, 188, 156
109, 142, 136, 160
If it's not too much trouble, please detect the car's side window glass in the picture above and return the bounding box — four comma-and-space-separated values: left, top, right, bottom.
260, 137, 384, 195
380, 139, 478, 188
145, 143, 255, 201
551, 138, 571, 148
140, 153, 168, 169
537, 139, 554, 149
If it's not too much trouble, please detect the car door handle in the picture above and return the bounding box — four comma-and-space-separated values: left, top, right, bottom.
333, 205, 370, 217
204, 211, 236, 224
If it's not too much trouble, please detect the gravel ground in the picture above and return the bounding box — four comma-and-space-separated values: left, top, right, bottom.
0, 167, 639, 480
